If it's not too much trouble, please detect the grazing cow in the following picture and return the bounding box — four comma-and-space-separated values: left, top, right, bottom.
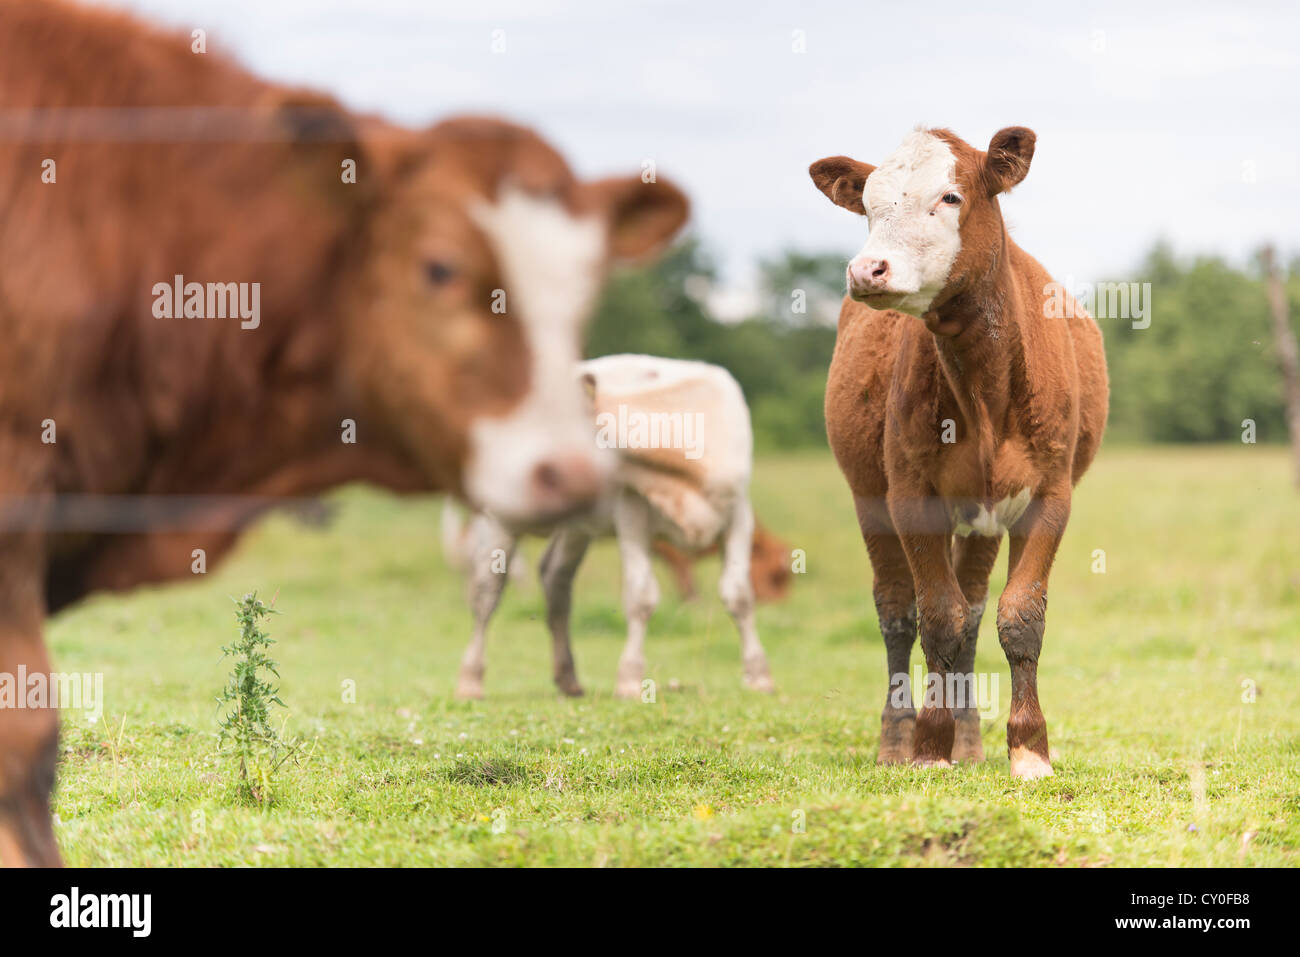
451, 355, 775, 699
809, 126, 1107, 778
0, 0, 688, 866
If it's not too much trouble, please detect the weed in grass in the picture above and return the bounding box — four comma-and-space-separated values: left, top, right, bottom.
215, 592, 308, 805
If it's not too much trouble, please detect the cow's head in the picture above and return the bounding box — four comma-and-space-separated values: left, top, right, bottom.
808, 126, 1035, 323
323, 112, 688, 525
749, 523, 793, 602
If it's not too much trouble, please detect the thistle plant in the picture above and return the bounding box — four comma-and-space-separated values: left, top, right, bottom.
216, 592, 300, 803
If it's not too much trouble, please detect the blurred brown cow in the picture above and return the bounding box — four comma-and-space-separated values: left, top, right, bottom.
0, 0, 688, 866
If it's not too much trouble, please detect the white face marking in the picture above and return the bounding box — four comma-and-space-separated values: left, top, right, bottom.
953, 488, 1032, 538
461, 187, 614, 523
851, 130, 962, 316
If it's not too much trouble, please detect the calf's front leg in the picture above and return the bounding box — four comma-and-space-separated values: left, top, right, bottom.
856, 496, 918, 763
999, 493, 1069, 779
951, 533, 1002, 763
888, 492, 968, 767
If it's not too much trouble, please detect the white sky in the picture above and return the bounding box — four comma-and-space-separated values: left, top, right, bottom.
94, 0, 1299, 317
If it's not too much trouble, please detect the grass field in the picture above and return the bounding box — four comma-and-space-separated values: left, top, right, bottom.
47, 446, 1300, 866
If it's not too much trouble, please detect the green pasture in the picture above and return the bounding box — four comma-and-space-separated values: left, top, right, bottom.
47, 446, 1300, 866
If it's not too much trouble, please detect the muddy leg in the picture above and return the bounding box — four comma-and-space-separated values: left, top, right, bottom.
1000, 493, 1070, 779
855, 496, 917, 764
886, 491, 967, 768
951, 534, 1001, 763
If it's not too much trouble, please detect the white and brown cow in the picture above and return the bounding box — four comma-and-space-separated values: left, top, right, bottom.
450, 355, 775, 699
810, 127, 1108, 778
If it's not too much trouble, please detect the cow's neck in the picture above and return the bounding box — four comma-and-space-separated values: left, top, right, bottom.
254, 364, 427, 498
926, 231, 1021, 466
155, 324, 425, 499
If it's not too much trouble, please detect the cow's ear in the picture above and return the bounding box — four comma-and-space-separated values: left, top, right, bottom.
809, 156, 875, 215
262, 89, 354, 145
983, 126, 1036, 195
583, 176, 690, 263
258, 89, 367, 197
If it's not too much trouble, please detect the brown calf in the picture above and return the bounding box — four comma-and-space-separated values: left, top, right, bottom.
0, 0, 687, 865
810, 126, 1107, 778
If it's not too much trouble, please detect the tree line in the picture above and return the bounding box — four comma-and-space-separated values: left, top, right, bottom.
585, 239, 1300, 449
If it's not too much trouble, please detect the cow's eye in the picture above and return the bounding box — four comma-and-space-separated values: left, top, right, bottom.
942, 192, 962, 206
424, 260, 457, 285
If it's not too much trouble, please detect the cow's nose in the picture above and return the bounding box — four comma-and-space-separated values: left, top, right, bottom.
529, 452, 604, 513
848, 258, 890, 293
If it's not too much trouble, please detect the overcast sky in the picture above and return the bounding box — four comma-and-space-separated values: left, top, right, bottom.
95, 0, 1299, 317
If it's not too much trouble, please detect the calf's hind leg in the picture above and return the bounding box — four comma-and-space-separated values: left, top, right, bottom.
538, 527, 591, 697
613, 491, 659, 699
718, 496, 774, 692
856, 497, 917, 764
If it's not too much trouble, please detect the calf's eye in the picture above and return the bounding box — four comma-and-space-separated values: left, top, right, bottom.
942, 193, 962, 206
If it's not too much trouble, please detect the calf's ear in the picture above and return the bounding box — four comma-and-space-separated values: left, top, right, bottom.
808, 156, 875, 215
984, 126, 1036, 195
585, 176, 691, 262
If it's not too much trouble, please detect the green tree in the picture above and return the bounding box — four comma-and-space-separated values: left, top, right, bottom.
1103, 244, 1299, 442
585, 241, 839, 449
